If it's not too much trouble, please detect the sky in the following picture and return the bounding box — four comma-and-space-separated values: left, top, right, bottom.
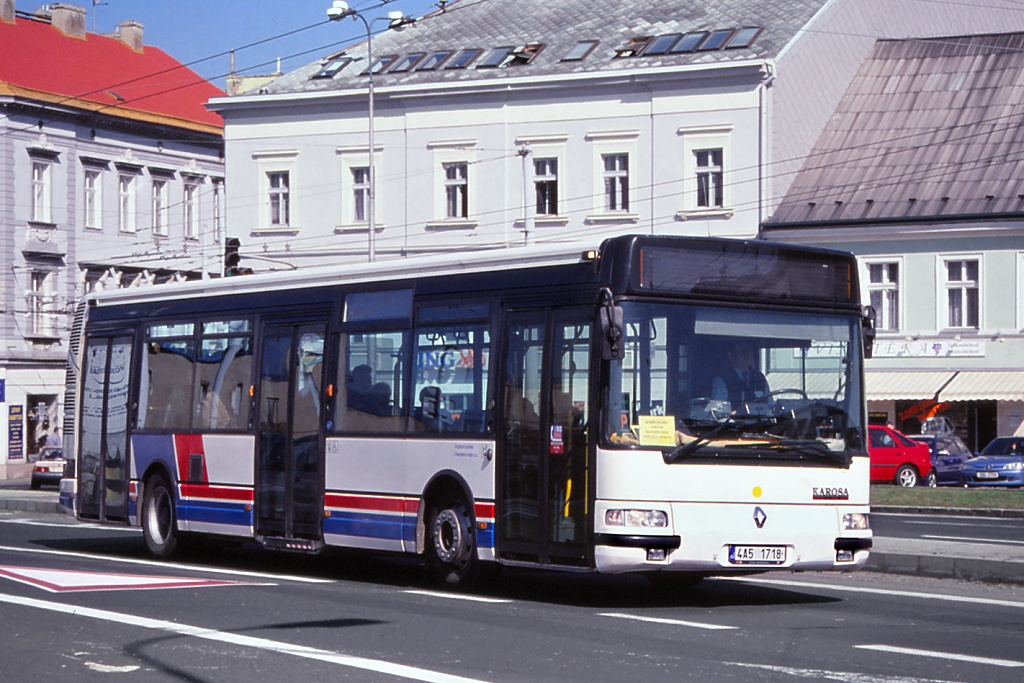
83, 0, 444, 87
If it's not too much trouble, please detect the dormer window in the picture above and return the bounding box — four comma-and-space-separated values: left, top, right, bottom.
445, 48, 482, 69
643, 34, 682, 56
478, 46, 515, 68
417, 50, 453, 70
615, 36, 651, 58
390, 52, 426, 72
311, 55, 352, 79
507, 43, 544, 66
562, 40, 598, 62
362, 55, 398, 75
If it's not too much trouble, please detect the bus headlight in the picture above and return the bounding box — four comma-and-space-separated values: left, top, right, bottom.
605, 509, 668, 528
842, 513, 870, 531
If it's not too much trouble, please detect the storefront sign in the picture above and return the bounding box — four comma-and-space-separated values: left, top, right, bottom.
874, 339, 984, 358
8, 405, 24, 460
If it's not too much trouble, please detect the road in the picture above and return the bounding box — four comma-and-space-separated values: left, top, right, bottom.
872, 511, 1024, 545
2, 508, 1023, 682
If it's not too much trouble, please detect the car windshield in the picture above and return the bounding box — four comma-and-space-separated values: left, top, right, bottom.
38, 449, 64, 460
980, 438, 1024, 456
605, 302, 864, 466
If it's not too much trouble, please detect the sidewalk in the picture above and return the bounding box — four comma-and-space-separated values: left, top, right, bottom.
1, 481, 1022, 584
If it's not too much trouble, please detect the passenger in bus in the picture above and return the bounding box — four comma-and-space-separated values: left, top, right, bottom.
416, 385, 452, 432
369, 382, 392, 416
346, 364, 374, 413
711, 339, 771, 410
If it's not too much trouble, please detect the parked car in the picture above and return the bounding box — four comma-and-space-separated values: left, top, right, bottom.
961, 436, 1024, 487
908, 434, 972, 486
868, 425, 933, 486
30, 448, 67, 489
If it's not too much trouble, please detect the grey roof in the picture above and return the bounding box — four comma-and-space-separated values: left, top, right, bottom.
264, 0, 830, 94
769, 32, 1024, 226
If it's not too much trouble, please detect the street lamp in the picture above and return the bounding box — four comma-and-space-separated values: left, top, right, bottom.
327, 1, 414, 262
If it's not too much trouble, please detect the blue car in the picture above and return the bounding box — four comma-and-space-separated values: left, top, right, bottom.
908, 434, 972, 486
961, 437, 1024, 487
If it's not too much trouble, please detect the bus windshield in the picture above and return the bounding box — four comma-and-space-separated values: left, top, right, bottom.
605, 302, 864, 465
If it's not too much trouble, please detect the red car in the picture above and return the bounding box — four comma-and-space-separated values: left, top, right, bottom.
868, 425, 933, 487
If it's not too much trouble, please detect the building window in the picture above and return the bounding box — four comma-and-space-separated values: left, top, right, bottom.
945, 259, 979, 329
268, 171, 290, 227
84, 168, 102, 229
152, 178, 170, 236
28, 270, 56, 337
443, 162, 468, 219
534, 158, 558, 216
32, 160, 52, 223
183, 180, 199, 239
351, 167, 369, 223
602, 154, 629, 211
118, 174, 137, 233
867, 262, 900, 332
695, 148, 723, 208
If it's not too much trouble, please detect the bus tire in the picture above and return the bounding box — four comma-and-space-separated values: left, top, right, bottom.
895, 464, 919, 488
426, 497, 476, 586
142, 474, 178, 558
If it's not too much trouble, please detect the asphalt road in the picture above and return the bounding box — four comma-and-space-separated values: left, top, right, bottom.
2, 508, 1024, 682
872, 511, 1024, 544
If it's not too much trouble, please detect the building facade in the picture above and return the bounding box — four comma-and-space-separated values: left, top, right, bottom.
0, 1, 225, 474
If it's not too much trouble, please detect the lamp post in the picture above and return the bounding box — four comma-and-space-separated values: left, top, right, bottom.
327, 1, 414, 263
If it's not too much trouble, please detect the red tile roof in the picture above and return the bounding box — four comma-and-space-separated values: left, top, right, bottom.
0, 14, 224, 132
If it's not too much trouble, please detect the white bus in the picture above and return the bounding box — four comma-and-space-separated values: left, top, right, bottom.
61, 235, 873, 586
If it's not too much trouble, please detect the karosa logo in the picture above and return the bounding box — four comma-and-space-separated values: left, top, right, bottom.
812, 487, 849, 500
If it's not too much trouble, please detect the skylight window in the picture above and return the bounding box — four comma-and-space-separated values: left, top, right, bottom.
725, 27, 762, 49
362, 55, 398, 75
698, 29, 734, 51
670, 31, 709, 53
615, 36, 651, 58
562, 40, 598, 62
418, 50, 453, 70
507, 43, 544, 66
478, 46, 515, 68
643, 33, 682, 56
446, 48, 482, 69
390, 52, 426, 72
311, 56, 352, 79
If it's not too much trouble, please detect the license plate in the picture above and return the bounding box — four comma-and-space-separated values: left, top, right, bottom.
728, 545, 787, 565
976, 471, 999, 479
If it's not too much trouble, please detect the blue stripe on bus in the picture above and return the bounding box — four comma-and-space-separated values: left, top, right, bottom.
324, 511, 413, 542
131, 433, 177, 480
181, 500, 252, 528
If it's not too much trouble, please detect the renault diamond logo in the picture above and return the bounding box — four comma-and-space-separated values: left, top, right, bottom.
753, 506, 767, 529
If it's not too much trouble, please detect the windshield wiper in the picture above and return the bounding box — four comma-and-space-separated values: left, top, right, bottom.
664, 416, 778, 464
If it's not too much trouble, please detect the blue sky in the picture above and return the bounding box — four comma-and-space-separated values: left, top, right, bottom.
87, 0, 442, 86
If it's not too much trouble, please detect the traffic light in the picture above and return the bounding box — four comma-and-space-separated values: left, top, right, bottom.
224, 237, 241, 276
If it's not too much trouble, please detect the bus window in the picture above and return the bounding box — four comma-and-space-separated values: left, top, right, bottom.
413, 324, 490, 434
139, 323, 196, 430
337, 330, 408, 433
195, 335, 253, 430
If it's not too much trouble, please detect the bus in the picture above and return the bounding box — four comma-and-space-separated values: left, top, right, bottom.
61, 234, 874, 586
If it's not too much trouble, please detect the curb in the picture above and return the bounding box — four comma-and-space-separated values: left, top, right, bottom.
866, 551, 1024, 585
0, 495, 62, 514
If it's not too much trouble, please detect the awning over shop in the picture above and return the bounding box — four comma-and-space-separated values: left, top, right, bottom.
864, 371, 956, 401
937, 371, 1024, 402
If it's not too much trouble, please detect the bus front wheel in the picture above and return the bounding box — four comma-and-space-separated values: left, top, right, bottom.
427, 497, 476, 586
142, 474, 178, 558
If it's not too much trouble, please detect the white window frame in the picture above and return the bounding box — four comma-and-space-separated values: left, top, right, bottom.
534, 156, 559, 216
83, 167, 103, 230
862, 257, 903, 333
677, 125, 734, 219
938, 254, 982, 331
28, 269, 57, 337
427, 140, 478, 229
117, 172, 138, 234
253, 151, 298, 234
514, 135, 569, 229
336, 145, 382, 232
183, 177, 201, 240
152, 177, 170, 237
31, 159, 53, 223
585, 130, 639, 224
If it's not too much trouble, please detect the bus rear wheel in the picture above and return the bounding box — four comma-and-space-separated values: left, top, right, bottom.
427, 498, 476, 586
142, 474, 178, 558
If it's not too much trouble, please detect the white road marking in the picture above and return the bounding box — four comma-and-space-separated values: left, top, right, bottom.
0, 518, 139, 532
405, 589, 511, 604
599, 612, 737, 630
855, 644, 1024, 668
0, 565, 270, 593
0, 544, 333, 584
726, 576, 1024, 610
921, 534, 1024, 546
727, 660, 956, 682
0, 592, 489, 683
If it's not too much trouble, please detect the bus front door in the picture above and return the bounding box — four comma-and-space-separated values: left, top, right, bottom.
499, 310, 591, 567
255, 322, 326, 543
78, 334, 132, 522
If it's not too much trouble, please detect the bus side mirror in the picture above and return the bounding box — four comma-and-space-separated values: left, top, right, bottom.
862, 306, 876, 359
599, 289, 625, 361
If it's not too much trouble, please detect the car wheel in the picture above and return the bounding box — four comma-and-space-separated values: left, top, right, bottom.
142, 474, 178, 558
925, 471, 937, 488
426, 496, 476, 587
895, 464, 919, 487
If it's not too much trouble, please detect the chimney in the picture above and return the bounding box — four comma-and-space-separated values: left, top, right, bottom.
2, 0, 15, 24
117, 19, 144, 51
51, 3, 86, 38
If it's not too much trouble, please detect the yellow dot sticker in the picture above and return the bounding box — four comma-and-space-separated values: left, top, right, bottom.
752, 486, 763, 499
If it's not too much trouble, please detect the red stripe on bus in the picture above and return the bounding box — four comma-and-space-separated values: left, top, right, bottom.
173, 434, 207, 484
179, 484, 253, 502
324, 493, 419, 514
